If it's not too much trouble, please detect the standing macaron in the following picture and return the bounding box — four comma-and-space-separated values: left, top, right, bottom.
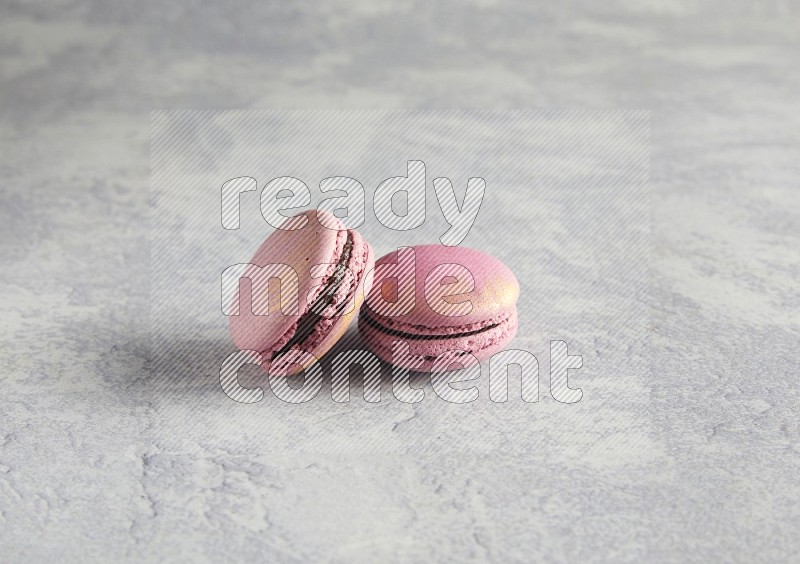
229, 210, 374, 375
359, 244, 519, 372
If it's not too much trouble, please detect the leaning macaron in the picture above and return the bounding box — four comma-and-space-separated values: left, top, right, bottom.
359, 244, 519, 372
229, 209, 374, 375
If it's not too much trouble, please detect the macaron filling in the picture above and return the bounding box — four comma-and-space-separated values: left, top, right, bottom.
360, 309, 503, 340
270, 233, 354, 359
268, 229, 368, 362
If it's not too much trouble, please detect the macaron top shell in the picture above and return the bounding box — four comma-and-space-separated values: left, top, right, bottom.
364, 244, 519, 331
229, 210, 343, 352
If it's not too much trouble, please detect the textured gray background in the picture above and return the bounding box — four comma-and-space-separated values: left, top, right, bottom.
1, 1, 798, 563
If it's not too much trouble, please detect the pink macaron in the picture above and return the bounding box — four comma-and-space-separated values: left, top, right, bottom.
229, 209, 374, 375
359, 244, 519, 372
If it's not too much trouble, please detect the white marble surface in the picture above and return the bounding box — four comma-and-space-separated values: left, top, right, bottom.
1, 2, 799, 562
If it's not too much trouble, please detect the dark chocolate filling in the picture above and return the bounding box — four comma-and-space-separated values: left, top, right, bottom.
360, 308, 501, 341
271, 233, 354, 360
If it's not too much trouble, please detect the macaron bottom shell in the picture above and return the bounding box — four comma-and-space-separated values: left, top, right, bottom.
359, 307, 519, 372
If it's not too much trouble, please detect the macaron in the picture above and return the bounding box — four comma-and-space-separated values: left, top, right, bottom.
359, 244, 519, 372
229, 209, 374, 375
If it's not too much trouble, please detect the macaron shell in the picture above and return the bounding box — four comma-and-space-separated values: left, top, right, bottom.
365, 244, 519, 330
228, 209, 345, 353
